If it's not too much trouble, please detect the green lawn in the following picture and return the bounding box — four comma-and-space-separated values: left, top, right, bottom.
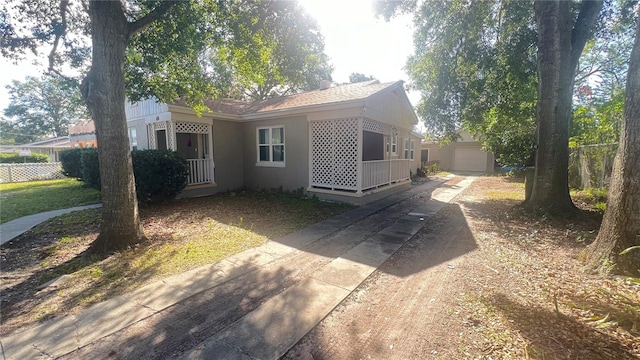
0, 178, 101, 224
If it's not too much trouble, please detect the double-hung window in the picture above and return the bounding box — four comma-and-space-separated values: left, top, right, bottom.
257, 126, 285, 166
391, 135, 398, 154
410, 139, 415, 160
404, 139, 410, 159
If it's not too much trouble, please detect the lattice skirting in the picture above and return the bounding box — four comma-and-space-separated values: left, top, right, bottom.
0, 163, 65, 183
310, 118, 359, 190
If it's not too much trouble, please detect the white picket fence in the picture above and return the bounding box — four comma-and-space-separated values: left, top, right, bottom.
0, 162, 66, 183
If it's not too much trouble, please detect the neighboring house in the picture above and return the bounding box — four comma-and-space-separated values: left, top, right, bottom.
68, 120, 98, 148
0, 136, 70, 162
421, 140, 439, 166
421, 131, 494, 173
126, 80, 422, 203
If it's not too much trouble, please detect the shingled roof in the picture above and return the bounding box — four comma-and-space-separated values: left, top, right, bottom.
170, 80, 401, 116
248, 80, 400, 113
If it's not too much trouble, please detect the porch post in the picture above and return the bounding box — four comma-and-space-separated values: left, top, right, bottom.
167, 121, 176, 151
308, 120, 313, 191
356, 117, 363, 194
208, 124, 215, 183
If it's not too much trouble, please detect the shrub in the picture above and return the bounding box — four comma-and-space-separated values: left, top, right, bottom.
0, 152, 49, 163
80, 148, 101, 189
132, 150, 189, 203
59, 149, 85, 179
70, 149, 189, 203
422, 161, 440, 175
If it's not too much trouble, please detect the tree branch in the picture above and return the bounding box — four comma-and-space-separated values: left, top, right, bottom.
48, 0, 69, 73
127, 2, 178, 37
570, 0, 603, 72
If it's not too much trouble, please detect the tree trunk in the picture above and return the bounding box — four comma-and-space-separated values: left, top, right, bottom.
526, 1, 602, 216
81, 2, 145, 253
585, 9, 640, 276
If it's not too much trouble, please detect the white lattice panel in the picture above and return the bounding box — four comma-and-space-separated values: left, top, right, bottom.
147, 124, 156, 148
166, 121, 175, 150
363, 118, 389, 135
175, 122, 210, 134
154, 121, 167, 130
311, 118, 358, 190
311, 120, 335, 186
0, 163, 65, 183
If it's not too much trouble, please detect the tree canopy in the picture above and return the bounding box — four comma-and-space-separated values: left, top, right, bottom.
2, 75, 88, 143
349, 73, 377, 83
377, 0, 631, 167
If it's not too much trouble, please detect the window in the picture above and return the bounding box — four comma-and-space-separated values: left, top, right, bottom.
129, 128, 138, 151
257, 126, 285, 166
410, 140, 415, 160
404, 139, 410, 159
391, 135, 397, 154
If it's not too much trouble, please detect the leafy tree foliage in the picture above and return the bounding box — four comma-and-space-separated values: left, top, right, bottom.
126, 1, 333, 103
378, 0, 602, 213
570, 91, 623, 147
2, 75, 88, 141
349, 73, 377, 83
379, 0, 538, 166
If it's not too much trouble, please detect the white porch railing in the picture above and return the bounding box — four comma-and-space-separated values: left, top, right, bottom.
362, 159, 411, 190
187, 159, 214, 185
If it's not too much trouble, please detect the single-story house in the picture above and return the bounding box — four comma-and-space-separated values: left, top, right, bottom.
421, 131, 494, 173
0, 136, 70, 162
126, 80, 422, 203
69, 120, 98, 148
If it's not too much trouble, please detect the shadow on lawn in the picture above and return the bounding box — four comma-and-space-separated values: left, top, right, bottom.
459, 196, 603, 250
485, 293, 638, 360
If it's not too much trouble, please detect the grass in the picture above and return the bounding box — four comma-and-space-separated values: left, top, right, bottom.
0, 191, 355, 334
0, 178, 101, 223
571, 187, 608, 213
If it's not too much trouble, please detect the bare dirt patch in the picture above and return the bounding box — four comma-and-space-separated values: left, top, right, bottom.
284, 176, 639, 360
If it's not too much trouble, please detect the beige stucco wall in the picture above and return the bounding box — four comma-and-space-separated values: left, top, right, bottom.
242, 115, 309, 192
421, 142, 440, 163
212, 119, 245, 192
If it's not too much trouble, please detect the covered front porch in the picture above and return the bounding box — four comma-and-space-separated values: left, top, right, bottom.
309, 118, 415, 197
146, 120, 215, 186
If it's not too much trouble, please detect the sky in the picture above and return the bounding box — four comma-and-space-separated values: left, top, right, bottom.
0, 0, 419, 112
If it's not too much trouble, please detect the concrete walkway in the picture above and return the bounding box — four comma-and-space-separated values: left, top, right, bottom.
0, 204, 102, 245
1, 176, 474, 360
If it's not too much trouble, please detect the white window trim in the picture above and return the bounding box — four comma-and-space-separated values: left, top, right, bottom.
256, 125, 285, 167
391, 135, 398, 154
129, 127, 138, 151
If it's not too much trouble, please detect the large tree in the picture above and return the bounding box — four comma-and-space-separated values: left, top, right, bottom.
585, 6, 640, 276
2, 0, 332, 253
3, 75, 87, 141
528, 0, 603, 214
377, 0, 602, 213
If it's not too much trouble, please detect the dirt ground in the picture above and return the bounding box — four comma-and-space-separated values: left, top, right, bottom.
284, 176, 639, 360
1, 176, 638, 359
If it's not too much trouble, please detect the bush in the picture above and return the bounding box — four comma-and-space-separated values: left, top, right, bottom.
0, 152, 49, 163
70, 149, 189, 203
59, 149, 85, 179
80, 148, 101, 189
132, 150, 189, 203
